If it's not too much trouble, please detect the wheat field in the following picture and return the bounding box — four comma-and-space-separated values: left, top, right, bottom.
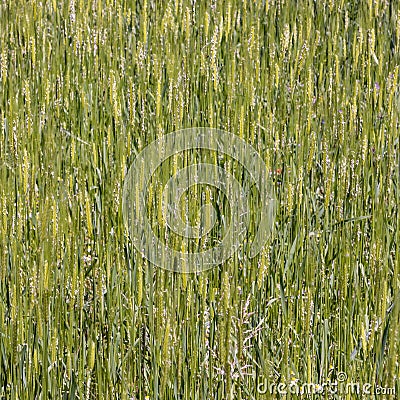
0, 0, 399, 399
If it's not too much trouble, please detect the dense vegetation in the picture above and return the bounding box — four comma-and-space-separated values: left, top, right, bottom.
0, 0, 399, 398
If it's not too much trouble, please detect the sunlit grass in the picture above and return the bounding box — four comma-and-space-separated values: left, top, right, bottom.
0, 0, 399, 399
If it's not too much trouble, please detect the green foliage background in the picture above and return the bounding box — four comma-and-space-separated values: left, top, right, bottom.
0, 0, 399, 398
